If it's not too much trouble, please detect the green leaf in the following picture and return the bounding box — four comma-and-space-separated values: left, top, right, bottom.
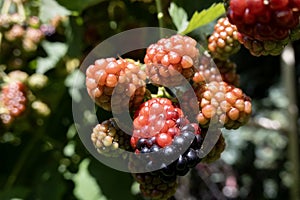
36, 41, 68, 74
57, 0, 106, 13
168, 2, 189, 33
180, 3, 225, 35
72, 159, 107, 200
39, 0, 71, 23
65, 69, 85, 103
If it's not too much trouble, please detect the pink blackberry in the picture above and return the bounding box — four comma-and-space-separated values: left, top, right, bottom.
208, 17, 241, 60
85, 58, 147, 112
144, 34, 199, 86
0, 81, 27, 125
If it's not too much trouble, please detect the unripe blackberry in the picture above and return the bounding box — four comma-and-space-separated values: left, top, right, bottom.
91, 118, 132, 157
8, 70, 28, 83
132, 172, 177, 200
194, 81, 252, 129
238, 34, 289, 56
0, 81, 27, 125
31, 100, 51, 117
86, 58, 147, 112
144, 34, 199, 86
208, 17, 240, 60
27, 73, 49, 90
4, 24, 25, 41
192, 54, 223, 84
201, 131, 226, 163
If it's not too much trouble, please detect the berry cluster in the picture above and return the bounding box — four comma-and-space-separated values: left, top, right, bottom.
0, 14, 57, 52
86, 34, 252, 199
0, 81, 27, 125
226, 0, 300, 56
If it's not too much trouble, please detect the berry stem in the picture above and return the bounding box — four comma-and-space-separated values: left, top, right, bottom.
155, 0, 165, 28
15, 0, 26, 22
1, 0, 12, 15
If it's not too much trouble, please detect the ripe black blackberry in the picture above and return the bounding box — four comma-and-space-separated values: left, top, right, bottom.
85, 58, 147, 112
0, 81, 27, 125
144, 34, 199, 86
194, 81, 252, 129
91, 118, 132, 157
208, 17, 240, 60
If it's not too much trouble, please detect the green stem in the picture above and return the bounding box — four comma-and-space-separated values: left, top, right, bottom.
16, 0, 26, 22
155, 0, 165, 28
1, 0, 12, 15
281, 45, 300, 199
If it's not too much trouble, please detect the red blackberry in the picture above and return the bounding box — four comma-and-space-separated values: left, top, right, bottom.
208, 17, 240, 60
144, 34, 199, 86
194, 81, 252, 129
85, 58, 147, 111
227, 0, 300, 42
132, 172, 177, 200
201, 130, 226, 163
91, 118, 132, 157
0, 81, 27, 125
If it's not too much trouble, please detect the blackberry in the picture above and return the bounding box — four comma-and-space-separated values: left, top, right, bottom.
85, 58, 146, 112
91, 118, 132, 157
0, 81, 27, 125
132, 172, 177, 200
131, 98, 204, 176
201, 130, 226, 163
208, 17, 240, 60
144, 34, 199, 86
227, 0, 300, 42
194, 81, 252, 129
192, 54, 223, 84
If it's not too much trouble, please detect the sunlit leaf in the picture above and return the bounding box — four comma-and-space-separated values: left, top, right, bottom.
168, 2, 189, 33
36, 41, 68, 74
180, 3, 225, 35
73, 159, 107, 200
39, 0, 71, 22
